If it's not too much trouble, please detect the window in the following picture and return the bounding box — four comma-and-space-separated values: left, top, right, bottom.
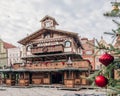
44, 32, 51, 39
96, 57, 99, 62
86, 50, 92, 55
33, 44, 37, 47
44, 73, 48, 78
27, 46, 31, 51
65, 41, 71, 47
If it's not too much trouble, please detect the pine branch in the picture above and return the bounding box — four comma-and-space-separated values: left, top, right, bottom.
108, 86, 120, 94
111, 2, 120, 6
112, 20, 120, 26
87, 70, 102, 81
104, 32, 114, 35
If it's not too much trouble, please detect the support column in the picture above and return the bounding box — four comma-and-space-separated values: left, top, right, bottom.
64, 71, 67, 79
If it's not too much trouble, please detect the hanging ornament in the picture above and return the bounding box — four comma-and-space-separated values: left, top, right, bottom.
95, 75, 108, 87
62, 62, 65, 65
99, 52, 114, 66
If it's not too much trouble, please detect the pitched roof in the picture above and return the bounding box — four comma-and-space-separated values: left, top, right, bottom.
18, 28, 82, 48
3, 41, 16, 49
81, 37, 88, 40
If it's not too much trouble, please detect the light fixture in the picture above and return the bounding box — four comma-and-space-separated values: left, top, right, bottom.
67, 57, 72, 67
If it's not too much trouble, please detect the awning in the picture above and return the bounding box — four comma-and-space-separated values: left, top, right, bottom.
0, 67, 89, 72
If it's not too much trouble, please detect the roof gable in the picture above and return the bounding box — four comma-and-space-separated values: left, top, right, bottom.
3, 41, 16, 49
18, 28, 82, 48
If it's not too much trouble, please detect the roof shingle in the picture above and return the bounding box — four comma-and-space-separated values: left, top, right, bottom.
3, 41, 16, 49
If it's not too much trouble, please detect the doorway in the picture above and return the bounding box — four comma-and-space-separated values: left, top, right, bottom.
51, 72, 63, 84
29, 73, 32, 84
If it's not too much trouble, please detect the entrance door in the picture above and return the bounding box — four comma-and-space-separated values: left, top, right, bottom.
51, 72, 63, 84
29, 73, 32, 84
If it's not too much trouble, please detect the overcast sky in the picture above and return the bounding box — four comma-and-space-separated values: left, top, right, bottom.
0, 0, 119, 46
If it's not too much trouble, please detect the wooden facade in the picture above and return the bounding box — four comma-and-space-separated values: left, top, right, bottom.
0, 16, 92, 87
81, 38, 95, 70
114, 36, 120, 80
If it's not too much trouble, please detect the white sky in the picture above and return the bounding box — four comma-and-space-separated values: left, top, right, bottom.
0, 0, 119, 46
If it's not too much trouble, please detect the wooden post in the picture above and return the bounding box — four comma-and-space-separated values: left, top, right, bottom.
24, 72, 25, 79
64, 71, 67, 79
71, 71, 74, 79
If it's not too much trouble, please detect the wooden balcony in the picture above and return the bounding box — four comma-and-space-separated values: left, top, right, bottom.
31, 44, 64, 54
23, 60, 90, 70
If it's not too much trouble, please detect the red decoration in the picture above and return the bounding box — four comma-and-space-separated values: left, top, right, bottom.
99, 52, 114, 66
95, 75, 108, 87
62, 62, 65, 65
45, 62, 48, 66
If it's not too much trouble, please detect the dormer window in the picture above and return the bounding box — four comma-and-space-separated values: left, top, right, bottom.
44, 32, 51, 39
65, 41, 71, 47
33, 44, 37, 47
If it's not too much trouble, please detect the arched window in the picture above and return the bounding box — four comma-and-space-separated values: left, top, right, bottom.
65, 41, 71, 47
44, 32, 51, 39
26, 44, 32, 51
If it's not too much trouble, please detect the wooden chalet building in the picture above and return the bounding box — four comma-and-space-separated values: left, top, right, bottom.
0, 16, 92, 87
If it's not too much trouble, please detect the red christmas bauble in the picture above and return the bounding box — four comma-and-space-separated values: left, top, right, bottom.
99, 53, 114, 66
95, 75, 108, 87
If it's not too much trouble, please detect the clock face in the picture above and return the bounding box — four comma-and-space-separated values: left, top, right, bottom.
65, 41, 71, 47
45, 21, 52, 28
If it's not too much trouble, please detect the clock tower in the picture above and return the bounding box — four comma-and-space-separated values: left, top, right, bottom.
40, 15, 59, 29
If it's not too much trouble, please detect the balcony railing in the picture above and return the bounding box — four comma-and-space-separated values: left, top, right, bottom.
31, 44, 64, 54
13, 60, 90, 70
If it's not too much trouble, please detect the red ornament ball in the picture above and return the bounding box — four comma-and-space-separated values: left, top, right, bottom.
95, 75, 108, 87
99, 52, 114, 66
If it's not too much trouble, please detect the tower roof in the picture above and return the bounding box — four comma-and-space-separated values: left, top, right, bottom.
40, 15, 59, 25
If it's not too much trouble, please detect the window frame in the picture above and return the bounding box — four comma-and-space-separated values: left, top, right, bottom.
64, 41, 71, 47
